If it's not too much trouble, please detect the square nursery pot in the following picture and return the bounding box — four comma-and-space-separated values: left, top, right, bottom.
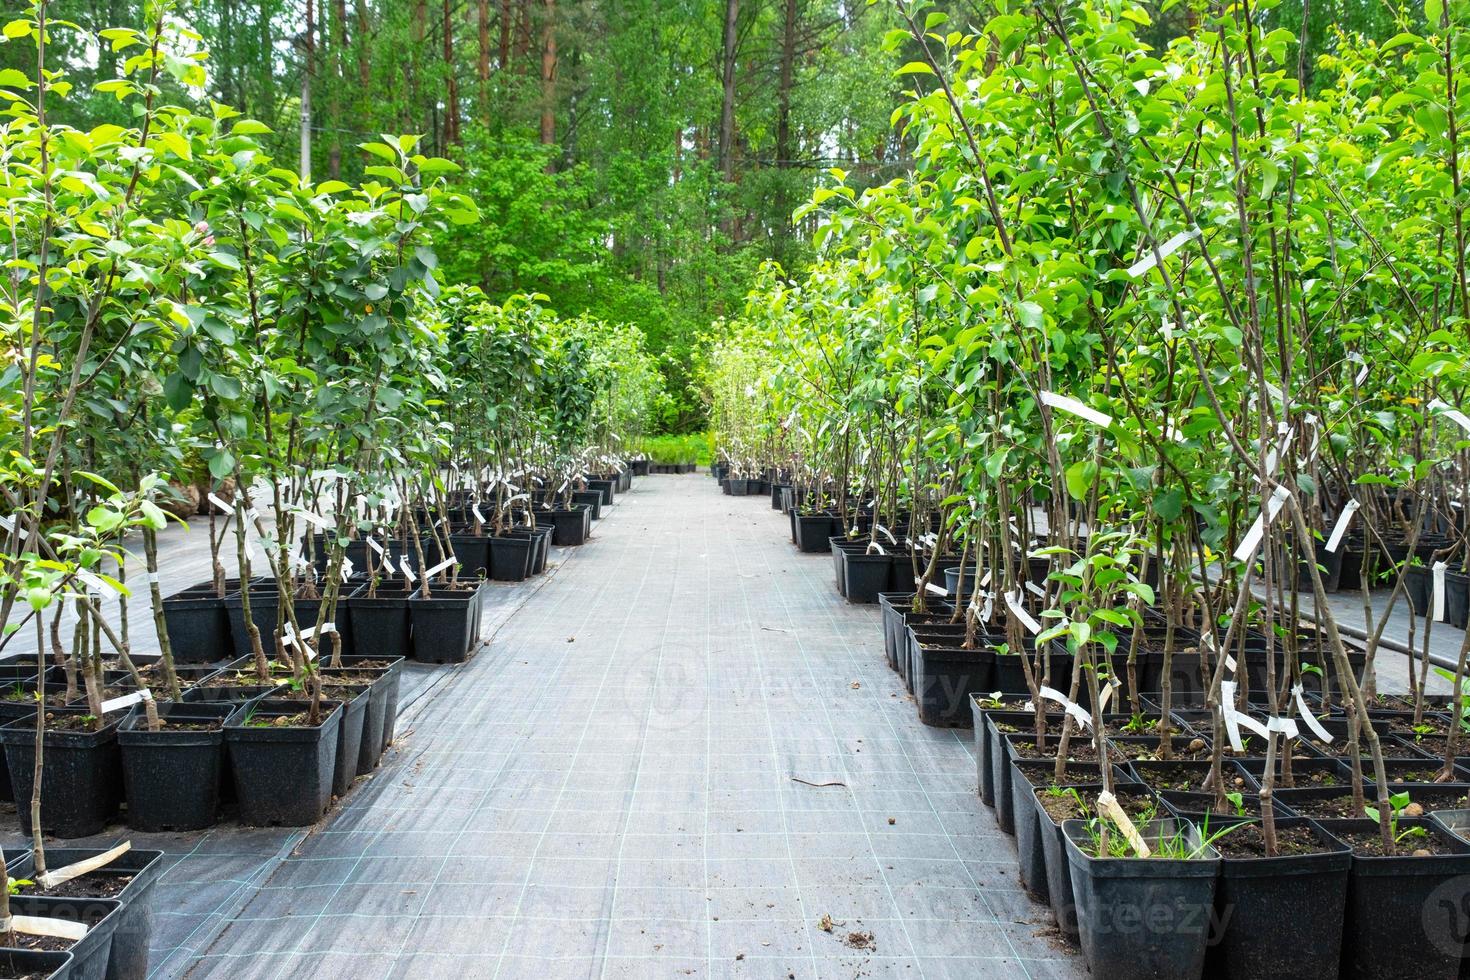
1319, 817, 1470, 980
324, 654, 405, 763
842, 551, 892, 604
488, 535, 533, 582
1203, 817, 1351, 980
571, 490, 603, 520
117, 701, 235, 831
224, 584, 350, 661
912, 643, 995, 728
795, 514, 835, 553
160, 580, 233, 664
0, 949, 71, 979
320, 684, 370, 798
1062, 818, 1221, 980
9, 846, 164, 980
224, 698, 343, 826
4, 894, 123, 980
545, 506, 591, 546
586, 478, 616, 506
409, 582, 484, 664
447, 534, 490, 579
0, 708, 125, 839
344, 582, 414, 662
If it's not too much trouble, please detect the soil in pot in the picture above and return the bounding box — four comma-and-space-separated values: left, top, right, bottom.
1275, 783, 1470, 819
0, 948, 72, 979
10, 847, 164, 980
1128, 759, 1251, 794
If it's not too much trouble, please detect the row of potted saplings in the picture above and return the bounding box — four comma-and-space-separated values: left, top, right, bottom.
967, 643, 1470, 980
0, 471, 632, 843
163, 475, 626, 667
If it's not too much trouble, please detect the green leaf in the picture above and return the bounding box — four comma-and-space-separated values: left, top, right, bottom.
1153, 488, 1185, 521
208, 450, 236, 480
1065, 460, 1097, 501
0, 68, 33, 89
896, 61, 936, 76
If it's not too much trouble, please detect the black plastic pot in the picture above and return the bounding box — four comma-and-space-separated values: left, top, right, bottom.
545, 507, 591, 546
6, 894, 122, 980
447, 535, 490, 578
117, 702, 234, 831
843, 551, 891, 604
344, 583, 413, 661
9, 847, 163, 980
1448, 569, 1470, 630
1063, 818, 1220, 980
942, 564, 981, 598
571, 489, 603, 519
0, 708, 124, 838
1321, 817, 1470, 979
0, 949, 71, 979
1206, 817, 1350, 980
488, 536, 533, 582
408, 582, 483, 664
160, 581, 233, 664
911, 643, 995, 728
795, 514, 835, 553
323, 684, 369, 797
224, 698, 343, 826
586, 478, 616, 506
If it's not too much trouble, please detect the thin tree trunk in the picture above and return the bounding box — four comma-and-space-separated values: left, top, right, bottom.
478, 0, 491, 116
539, 0, 557, 152
444, 0, 461, 144
717, 0, 740, 183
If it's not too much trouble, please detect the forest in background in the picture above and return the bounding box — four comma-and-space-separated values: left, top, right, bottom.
1, 0, 1411, 430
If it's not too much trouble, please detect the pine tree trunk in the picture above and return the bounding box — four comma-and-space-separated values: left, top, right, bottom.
539, 0, 557, 153
718, 0, 740, 183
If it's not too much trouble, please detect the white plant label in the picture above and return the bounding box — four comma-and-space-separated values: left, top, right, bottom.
1126, 226, 1200, 278
1005, 591, 1042, 635
297, 509, 333, 531
100, 687, 153, 714
472, 502, 487, 523
0, 515, 14, 533
208, 493, 234, 513
1024, 580, 1046, 598
867, 543, 886, 556
1221, 680, 1268, 751
1430, 399, 1470, 435
1233, 484, 1291, 563
13, 915, 88, 941
1292, 683, 1333, 742
401, 564, 417, 585
424, 557, 457, 578
1266, 716, 1300, 739
1038, 686, 1092, 729
366, 538, 385, 557
36, 841, 131, 890
1039, 390, 1113, 428
1434, 560, 1449, 622
1325, 500, 1359, 553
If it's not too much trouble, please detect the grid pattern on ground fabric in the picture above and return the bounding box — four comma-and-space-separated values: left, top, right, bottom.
22, 475, 1086, 980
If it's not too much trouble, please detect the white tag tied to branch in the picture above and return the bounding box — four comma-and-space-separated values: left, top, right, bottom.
401, 564, 417, 585
1039, 390, 1113, 428
1233, 484, 1292, 563
1005, 591, 1042, 635
100, 687, 153, 714
1025, 580, 1046, 598
1325, 500, 1360, 553
207, 493, 234, 514
1430, 399, 1470, 435
296, 509, 333, 531
424, 557, 457, 578
1039, 686, 1093, 729
1264, 422, 1293, 476
1267, 716, 1300, 740
472, 502, 487, 524
0, 514, 14, 533
13, 915, 88, 941
1433, 561, 1449, 622
875, 524, 896, 545
1292, 683, 1333, 743
1126, 226, 1201, 278
36, 841, 131, 890
1220, 680, 1268, 752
